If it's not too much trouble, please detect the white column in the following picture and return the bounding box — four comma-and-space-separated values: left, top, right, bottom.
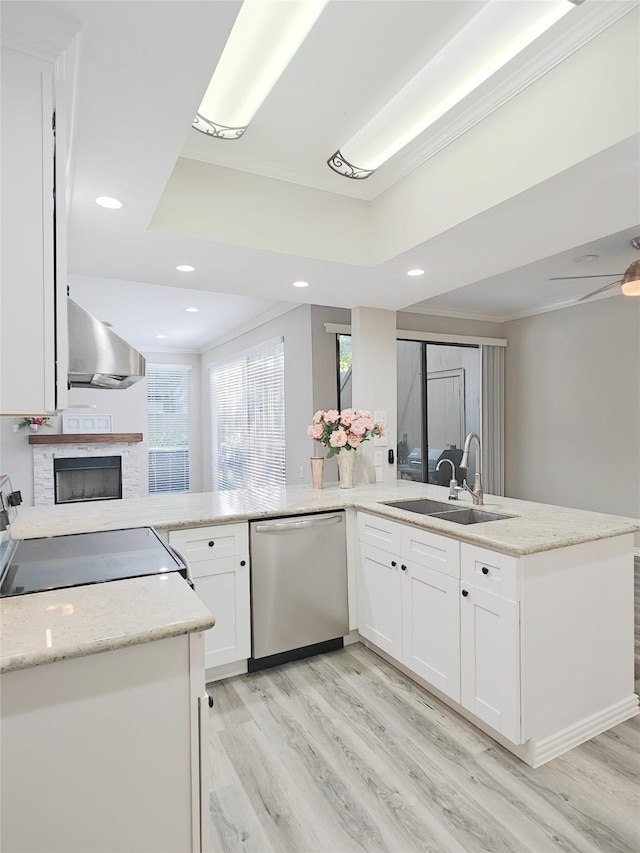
351, 307, 397, 484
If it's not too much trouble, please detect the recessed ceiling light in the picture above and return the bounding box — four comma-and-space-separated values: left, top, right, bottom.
176, 264, 196, 272
95, 196, 122, 209
292, 280, 309, 288
407, 269, 425, 277
185, 307, 199, 313
155, 334, 166, 339
573, 254, 599, 263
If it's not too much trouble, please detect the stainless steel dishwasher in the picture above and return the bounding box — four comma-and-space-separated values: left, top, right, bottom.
249, 511, 348, 671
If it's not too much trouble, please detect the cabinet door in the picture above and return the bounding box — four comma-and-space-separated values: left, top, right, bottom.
460, 584, 521, 743
192, 556, 250, 670
1, 47, 66, 414
401, 563, 460, 702
358, 544, 402, 660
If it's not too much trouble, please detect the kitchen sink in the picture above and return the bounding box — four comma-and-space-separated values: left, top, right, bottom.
383, 499, 510, 525
425, 508, 510, 525
383, 498, 456, 515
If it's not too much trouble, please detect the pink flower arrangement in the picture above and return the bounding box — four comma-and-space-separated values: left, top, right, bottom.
306, 408, 386, 457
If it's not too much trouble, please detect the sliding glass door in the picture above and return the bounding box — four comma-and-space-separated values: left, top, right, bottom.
397, 341, 480, 485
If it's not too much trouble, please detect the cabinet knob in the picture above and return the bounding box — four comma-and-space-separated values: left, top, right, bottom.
240, 560, 246, 567
482, 566, 489, 575
391, 560, 397, 567
401, 564, 407, 571
461, 589, 469, 597
208, 541, 215, 547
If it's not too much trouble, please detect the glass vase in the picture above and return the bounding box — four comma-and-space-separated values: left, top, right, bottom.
336, 448, 356, 489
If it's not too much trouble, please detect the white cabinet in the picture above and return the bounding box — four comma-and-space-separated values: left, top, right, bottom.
359, 544, 402, 659
402, 561, 461, 701
357, 513, 461, 703
1, 633, 207, 853
0, 44, 68, 414
170, 523, 251, 672
460, 583, 520, 742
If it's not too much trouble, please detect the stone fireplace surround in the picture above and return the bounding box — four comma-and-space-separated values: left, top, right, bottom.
30, 433, 143, 507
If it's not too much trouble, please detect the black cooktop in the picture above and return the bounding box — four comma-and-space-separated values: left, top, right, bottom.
0, 527, 187, 598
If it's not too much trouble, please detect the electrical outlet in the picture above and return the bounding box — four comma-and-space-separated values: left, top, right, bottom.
13, 424, 19, 433
299, 465, 304, 479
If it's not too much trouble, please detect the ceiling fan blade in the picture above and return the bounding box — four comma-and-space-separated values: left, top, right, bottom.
548, 274, 622, 280
576, 280, 622, 302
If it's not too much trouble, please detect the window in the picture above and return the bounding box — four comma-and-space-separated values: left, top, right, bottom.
210, 339, 285, 490
337, 333, 352, 410
147, 364, 191, 494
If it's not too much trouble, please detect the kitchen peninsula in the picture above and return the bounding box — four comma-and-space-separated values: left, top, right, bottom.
2, 479, 638, 795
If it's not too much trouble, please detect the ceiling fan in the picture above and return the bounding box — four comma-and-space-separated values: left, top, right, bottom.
549, 237, 640, 301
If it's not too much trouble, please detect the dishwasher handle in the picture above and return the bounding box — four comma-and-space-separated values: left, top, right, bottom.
254, 514, 343, 534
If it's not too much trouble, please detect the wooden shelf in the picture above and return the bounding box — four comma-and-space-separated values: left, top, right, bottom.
28, 433, 143, 445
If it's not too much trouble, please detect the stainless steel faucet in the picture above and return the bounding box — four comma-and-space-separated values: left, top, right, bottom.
460, 432, 484, 505
435, 457, 462, 500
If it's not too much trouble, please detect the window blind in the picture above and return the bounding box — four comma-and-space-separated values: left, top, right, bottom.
210, 339, 285, 490
147, 364, 191, 494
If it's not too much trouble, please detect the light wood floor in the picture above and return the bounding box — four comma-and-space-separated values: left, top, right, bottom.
207, 561, 640, 853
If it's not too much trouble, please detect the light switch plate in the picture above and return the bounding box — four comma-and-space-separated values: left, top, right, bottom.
375, 449, 384, 467
374, 410, 388, 446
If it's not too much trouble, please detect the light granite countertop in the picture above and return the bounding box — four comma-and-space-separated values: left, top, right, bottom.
10, 479, 640, 556
0, 573, 215, 674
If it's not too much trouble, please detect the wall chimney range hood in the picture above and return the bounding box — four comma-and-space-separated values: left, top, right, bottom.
67, 298, 146, 389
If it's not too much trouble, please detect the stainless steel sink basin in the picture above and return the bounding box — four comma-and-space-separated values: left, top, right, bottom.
384, 498, 454, 515
426, 508, 510, 525
384, 499, 510, 525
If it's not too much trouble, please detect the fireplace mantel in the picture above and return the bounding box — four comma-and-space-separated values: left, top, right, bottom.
29, 433, 143, 445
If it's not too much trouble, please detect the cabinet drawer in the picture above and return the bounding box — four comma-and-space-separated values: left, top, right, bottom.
402, 526, 460, 578
357, 512, 403, 555
461, 544, 520, 601
188, 554, 249, 581
169, 523, 249, 562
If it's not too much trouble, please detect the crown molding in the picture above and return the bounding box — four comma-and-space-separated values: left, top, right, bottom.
368, 1, 638, 199
199, 302, 301, 354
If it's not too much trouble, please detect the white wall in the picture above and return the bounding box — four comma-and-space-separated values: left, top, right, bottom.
201, 304, 314, 489
504, 296, 640, 536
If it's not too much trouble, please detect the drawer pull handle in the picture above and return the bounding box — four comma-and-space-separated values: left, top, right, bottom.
482, 566, 489, 575
401, 564, 407, 571
240, 560, 246, 567
461, 589, 469, 597
208, 541, 215, 547
391, 560, 397, 567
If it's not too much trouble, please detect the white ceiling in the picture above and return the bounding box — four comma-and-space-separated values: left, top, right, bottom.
3, 0, 640, 344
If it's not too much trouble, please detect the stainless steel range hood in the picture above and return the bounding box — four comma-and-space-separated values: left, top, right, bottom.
67, 298, 146, 389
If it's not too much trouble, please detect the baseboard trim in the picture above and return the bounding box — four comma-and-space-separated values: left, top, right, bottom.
529, 695, 640, 768
344, 629, 360, 646
205, 659, 248, 684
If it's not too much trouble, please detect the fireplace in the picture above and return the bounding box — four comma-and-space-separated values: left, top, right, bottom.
54, 456, 122, 504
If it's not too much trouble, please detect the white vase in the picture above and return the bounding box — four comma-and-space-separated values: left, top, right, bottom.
336, 448, 356, 489
28, 424, 39, 433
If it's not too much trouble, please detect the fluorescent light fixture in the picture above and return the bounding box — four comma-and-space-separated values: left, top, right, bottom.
155, 334, 166, 339
407, 269, 425, 277
185, 307, 199, 313
176, 264, 196, 272
292, 280, 309, 288
95, 196, 122, 209
328, 0, 583, 179
193, 0, 328, 139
